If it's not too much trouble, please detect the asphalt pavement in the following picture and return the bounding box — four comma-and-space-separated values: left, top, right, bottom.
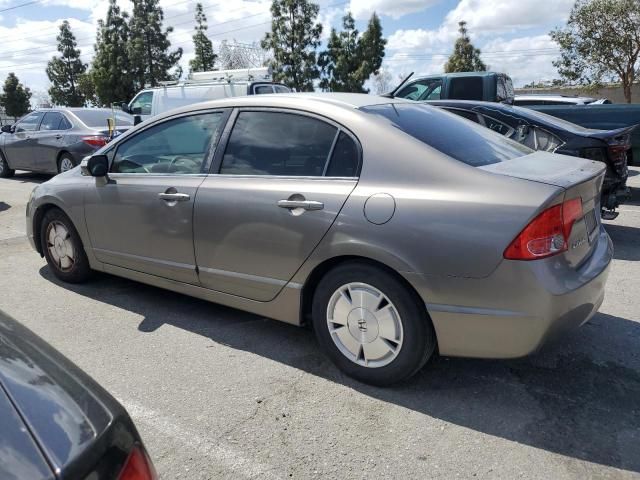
0, 168, 639, 479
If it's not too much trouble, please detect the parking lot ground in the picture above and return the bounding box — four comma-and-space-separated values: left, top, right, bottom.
1, 169, 639, 479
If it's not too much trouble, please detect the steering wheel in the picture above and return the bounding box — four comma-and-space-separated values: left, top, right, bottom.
169, 156, 200, 173
117, 159, 150, 173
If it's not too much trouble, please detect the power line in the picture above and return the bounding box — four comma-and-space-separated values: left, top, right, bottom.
0, 0, 39, 13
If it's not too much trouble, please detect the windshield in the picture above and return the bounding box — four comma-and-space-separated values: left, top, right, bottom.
361, 103, 533, 166
73, 110, 134, 127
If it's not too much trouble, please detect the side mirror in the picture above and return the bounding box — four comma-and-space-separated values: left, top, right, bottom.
133, 115, 142, 126
121, 102, 130, 113
131, 107, 142, 115
1, 125, 13, 133
86, 154, 109, 177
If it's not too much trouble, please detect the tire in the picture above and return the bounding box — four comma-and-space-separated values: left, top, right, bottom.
312, 262, 436, 386
58, 153, 75, 173
40, 208, 92, 283
0, 152, 15, 178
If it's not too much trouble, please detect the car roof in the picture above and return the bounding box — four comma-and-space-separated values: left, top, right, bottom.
154, 92, 412, 119
34, 107, 119, 113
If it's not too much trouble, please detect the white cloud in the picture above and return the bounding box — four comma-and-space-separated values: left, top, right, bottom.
481, 34, 560, 86
443, 0, 574, 34
349, 0, 440, 20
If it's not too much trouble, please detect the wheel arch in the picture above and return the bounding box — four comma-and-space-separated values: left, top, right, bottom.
32, 202, 73, 256
56, 150, 74, 170
300, 255, 432, 329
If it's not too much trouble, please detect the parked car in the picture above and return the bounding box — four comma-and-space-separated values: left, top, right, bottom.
519, 103, 640, 167
388, 71, 514, 103
426, 100, 633, 218
123, 67, 291, 122
0, 309, 156, 479
0, 108, 133, 177
26, 94, 612, 386
514, 94, 611, 106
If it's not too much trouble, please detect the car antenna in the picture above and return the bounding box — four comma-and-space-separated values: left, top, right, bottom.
380, 72, 414, 98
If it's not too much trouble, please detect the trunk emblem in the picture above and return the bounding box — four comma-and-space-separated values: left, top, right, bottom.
571, 237, 587, 249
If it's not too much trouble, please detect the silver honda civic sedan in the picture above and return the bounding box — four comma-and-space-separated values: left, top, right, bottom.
26, 93, 612, 385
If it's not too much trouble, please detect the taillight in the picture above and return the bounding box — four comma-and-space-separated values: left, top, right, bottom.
607, 144, 629, 167
117, 446, 157, 480
504, 197, 583, 260
82, 135, 109, 148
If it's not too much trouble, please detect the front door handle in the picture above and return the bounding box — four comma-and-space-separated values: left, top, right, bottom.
158, 192, 190, 202
277, 199, 324, 211
55, 134, 63, 140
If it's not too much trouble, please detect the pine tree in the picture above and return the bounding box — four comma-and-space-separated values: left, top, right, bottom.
261, 0, 322, 91
190, 3, 217, 72
318, 12, 386, 93
0, 73, 31, 121
357, 13, 386, 88
92, 0, 136, 106
444, 21, 486, 73
128, 0, 183, 88
46, 21, 87, 106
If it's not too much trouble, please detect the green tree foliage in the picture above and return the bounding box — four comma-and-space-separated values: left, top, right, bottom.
261, 0, 322, 91
46, 21, 87, 106
0, 73, 31, 121
190, 3, 217, 72
550, 0, 640, 103
444, 21, 486, 73
128, 0, 183, 88
92, 0, 136, 106
319, 12, 386, 92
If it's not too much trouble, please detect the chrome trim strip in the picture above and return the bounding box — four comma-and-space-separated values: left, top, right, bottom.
426, 303, 526, 317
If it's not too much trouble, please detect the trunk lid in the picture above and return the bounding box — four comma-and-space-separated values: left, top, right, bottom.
481, 151, 606, 267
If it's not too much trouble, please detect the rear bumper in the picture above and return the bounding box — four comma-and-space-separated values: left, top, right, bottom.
405, 227, 613, 358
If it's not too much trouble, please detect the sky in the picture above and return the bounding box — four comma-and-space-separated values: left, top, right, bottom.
0, 0, 576, 100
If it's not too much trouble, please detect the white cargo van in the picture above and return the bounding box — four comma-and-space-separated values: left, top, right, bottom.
124, 67, 290, 122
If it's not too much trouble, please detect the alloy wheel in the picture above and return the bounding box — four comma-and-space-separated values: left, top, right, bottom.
60, 157, 74, 172
46, 220, 75, 272
326, 282, 404, 368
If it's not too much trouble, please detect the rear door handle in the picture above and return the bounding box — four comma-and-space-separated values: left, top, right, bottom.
277, 199, 324, 211
158, 192, 190, 202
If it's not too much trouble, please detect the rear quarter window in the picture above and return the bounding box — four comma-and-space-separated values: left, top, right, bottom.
361, 103, 532, 166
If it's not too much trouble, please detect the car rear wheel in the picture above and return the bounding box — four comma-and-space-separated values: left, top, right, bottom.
58, 153, 75, 173
312, 262, 436, 386
40, 208, 91, 283
0, 152, 15, 178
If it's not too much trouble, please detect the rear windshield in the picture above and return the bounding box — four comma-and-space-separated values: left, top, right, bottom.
361, 103, 532, 166
73, 110, 134, 127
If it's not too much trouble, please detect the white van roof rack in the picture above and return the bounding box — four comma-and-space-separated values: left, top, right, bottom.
187, 67, 272, 83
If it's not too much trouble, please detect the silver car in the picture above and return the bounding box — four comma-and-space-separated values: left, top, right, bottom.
25, 94, 612, 385
0, 108, 134, 177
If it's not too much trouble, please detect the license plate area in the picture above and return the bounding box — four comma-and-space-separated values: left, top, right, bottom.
584, 208, 598, 236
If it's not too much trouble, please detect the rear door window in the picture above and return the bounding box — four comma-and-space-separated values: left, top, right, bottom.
220, 111, 337, 176
325, 132, 359, 177
39, 112, 65, 130
361, 103, 532, 166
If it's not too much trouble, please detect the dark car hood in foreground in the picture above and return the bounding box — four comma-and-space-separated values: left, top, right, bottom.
0, 311, 139, 479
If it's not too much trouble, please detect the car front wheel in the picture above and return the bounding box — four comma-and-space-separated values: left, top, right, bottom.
40, 208, 91, 283
312, 262, 436, 386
